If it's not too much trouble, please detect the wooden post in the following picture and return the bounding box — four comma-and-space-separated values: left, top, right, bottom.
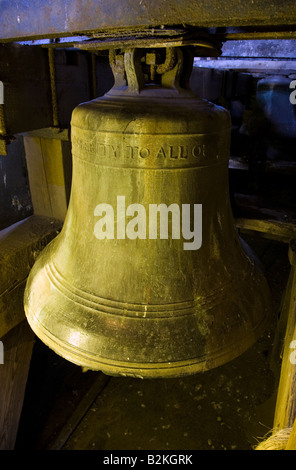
273, 240, 296, 431
0, 321, 35, 449
0, 215, 62, 337
0, 215, 62, 449
23, 132, 70, 221
286, 418, 296, 450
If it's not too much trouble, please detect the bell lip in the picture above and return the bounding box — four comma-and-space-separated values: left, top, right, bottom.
24, 239, 272, 379
25, 304, 269, 379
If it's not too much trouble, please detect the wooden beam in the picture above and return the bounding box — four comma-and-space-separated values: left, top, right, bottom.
273, 241, 296, 431
23, 136, 69, 221
0, 215, 62, 337
286, 418, 296, 450
1, 0, 296, 42
0, 321, 35, 450
236, 218, 296, 244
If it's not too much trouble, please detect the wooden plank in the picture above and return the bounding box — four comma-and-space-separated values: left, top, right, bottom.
23, 135, 68, 221
222, 40, 296, 60
270, 268, 295, 381
40, 138, 68, 221
1, 0, 296, 42
273, 242, 296, 431
23, 136, 52, 217
286, 418, 296, 450
0, 280, 27, 341
235, 218, 296, 244
0, 320, 35, 450
0, 215, 62, 337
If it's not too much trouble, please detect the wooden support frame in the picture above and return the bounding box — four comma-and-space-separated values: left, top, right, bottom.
236, 218, 296, 245
0, 123, 69, 448
240, 219, 296, 450
0, 215, 62, 449
0, 215, 62, 337
23, 132, 70, 222
273, 241, 296, 436
0, 321, 35, 449
286, 417, 296, 450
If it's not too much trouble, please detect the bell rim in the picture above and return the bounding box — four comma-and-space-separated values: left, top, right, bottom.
23, 233, 272, 379
25, 301, 269, 379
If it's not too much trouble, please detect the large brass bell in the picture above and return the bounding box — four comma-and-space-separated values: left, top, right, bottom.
24, 47, 271, 378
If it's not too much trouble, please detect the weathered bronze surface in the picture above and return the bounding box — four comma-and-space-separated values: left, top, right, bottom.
24, 47, 271, 378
